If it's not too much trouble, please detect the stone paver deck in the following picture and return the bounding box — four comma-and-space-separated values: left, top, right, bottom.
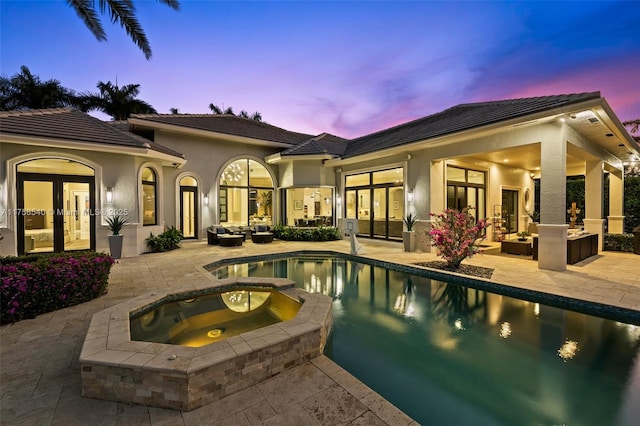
1, 238, 639, 425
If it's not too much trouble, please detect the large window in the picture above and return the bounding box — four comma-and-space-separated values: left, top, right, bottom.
142, 167, 157, 226
345, 167, 404, 240
446, 165, 486, 221
219, 159, 274, 226
283, 187, 334, 227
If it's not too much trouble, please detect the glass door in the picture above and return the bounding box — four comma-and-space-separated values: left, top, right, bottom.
180, 186, 197, 239
21, 180, 54, 253
373, 188, 387, 238
17, 173, 95, 254
63, 181, 91, 251
501, 189, 518, 235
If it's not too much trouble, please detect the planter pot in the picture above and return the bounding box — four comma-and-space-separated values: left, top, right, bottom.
108, 235, 124, 259
403, 231, 416, 252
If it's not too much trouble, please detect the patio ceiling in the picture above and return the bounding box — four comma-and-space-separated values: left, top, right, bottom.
457, 144, 586, 174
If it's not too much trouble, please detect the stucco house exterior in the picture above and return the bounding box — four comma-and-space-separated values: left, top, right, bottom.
1, 92, 638, 271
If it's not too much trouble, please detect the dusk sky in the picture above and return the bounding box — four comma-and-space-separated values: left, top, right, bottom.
1, 1, 639, 139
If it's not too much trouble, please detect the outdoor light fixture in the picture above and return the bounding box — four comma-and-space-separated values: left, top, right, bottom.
336, 195, 342, 204
407, 189, 414, 203
106, 187, 114, 203
203, 195, 209, 206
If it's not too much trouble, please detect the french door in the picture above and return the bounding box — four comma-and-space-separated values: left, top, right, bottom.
180, 186, 197, 239
17, 173, 96, 254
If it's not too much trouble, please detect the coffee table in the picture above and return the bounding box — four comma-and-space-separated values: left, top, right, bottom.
218, 235, 244, 247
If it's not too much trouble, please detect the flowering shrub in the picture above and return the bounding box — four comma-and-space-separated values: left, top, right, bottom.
1, 252, 114, 324
429, 207, 490, 269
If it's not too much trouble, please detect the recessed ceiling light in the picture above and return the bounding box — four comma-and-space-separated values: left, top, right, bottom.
503, 159, 509, 163
606, 133, 614, 137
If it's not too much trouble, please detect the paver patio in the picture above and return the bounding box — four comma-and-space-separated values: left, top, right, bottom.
1, 238, 639, 425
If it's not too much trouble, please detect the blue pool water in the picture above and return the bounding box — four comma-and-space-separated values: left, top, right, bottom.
210, 254, 640, 426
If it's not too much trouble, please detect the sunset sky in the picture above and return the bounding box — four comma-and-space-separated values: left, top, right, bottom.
1, 0, 639, 138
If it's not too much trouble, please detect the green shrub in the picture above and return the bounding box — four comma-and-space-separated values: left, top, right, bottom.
272, 225, 341, 241
146, 226, 184, 252
1, 251, 114, 324
603, 233, 634, 252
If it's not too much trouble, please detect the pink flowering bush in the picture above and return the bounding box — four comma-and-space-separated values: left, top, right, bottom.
1, 252, 114, 324
429, 207, 490, 269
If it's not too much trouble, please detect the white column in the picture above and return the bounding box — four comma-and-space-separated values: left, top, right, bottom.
608, 170, 625, 233
584, 160, 604, 250
538, 125, 568, 271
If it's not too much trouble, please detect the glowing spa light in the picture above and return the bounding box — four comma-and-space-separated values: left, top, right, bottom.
558, 339, 579, 361
499, 322, 512, 338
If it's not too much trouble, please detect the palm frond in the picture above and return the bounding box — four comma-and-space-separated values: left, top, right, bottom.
67, 0, 107, 41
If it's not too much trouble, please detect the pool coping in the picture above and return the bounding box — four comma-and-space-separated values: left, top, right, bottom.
204, 250, 640, 325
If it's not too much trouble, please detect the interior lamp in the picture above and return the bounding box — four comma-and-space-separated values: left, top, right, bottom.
106, 187, 114, 203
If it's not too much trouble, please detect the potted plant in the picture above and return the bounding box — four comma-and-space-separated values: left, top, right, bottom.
516, 231, 530, 241
527, 211, 540, 234
105, 215, 129, 259
403, 213, 419, 252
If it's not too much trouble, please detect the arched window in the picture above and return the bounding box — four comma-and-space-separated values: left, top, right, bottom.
142, 167, 157, 225
219, 159, 274, 226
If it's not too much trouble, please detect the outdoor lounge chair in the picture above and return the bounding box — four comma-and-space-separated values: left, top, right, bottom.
207, 225, 228, 245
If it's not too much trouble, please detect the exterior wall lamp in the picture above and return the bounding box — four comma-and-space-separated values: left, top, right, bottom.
106, 187, 114, 203
203, 194, 209, 206
407, 189, 414, 203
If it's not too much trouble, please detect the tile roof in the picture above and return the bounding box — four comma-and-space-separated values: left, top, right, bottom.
280, 133, 349, 157
129, 114, 314, 146
0, 108, 184, 159
343, 92, 602, 158
105, 121, 184, 158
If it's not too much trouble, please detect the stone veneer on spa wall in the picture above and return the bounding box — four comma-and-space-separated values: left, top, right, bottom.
79, 277, 333, 411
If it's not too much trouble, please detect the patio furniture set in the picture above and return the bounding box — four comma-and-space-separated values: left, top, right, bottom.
207, 225, 274, 247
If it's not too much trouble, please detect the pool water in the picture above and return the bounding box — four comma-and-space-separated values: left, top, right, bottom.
130, 287, 301, 347
212, 256, 640, 426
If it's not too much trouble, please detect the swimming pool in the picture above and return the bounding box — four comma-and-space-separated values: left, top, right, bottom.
209, 253, 640, 426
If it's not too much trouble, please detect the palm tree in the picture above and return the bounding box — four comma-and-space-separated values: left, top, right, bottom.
80, 80, 157, 120
67, 0, 180, 60
623, 119, 640, 142
208, 103, 262, 121
0, 65, 77, 110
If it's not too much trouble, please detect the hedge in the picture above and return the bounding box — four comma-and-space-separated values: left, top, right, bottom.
1, 251, 114, 325
603, 233, 634, 253
272, 225, 342, 241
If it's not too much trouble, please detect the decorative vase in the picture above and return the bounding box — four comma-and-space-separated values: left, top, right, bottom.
108, 234, 124, 259
403, 231, 416, 252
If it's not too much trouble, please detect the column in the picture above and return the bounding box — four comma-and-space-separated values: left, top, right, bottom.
538, 126, 569, 271
583, 160, 604, 250
608, 170, 624, 233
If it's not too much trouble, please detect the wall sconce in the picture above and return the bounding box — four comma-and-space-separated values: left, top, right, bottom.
203, 195, 209, 206
106, 187, 114, 203
336, 195, 342, 204
407, 189, 414, 203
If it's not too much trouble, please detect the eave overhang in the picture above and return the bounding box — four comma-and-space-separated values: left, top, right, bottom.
1, 134, 187, 168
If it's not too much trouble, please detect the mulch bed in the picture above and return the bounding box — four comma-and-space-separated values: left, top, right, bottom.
414, 261, 494, 279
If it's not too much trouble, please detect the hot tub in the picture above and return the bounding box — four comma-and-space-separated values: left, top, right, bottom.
80, 278, 332, 411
